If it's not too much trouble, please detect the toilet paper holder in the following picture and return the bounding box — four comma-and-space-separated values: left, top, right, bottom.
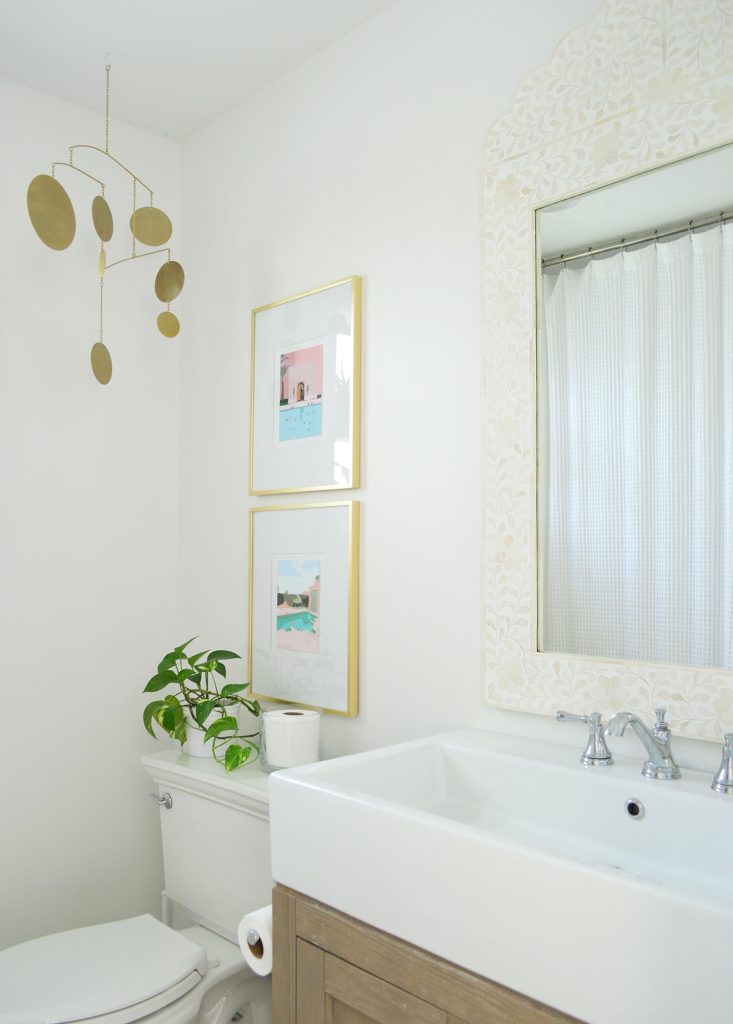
246, 928, 264, 959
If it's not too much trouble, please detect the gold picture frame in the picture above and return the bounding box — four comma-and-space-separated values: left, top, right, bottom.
249, 276, 362, 495
248, 501, 359, 716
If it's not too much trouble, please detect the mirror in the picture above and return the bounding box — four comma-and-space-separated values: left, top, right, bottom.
483, 0, 733, 738
537, 143, 733, 671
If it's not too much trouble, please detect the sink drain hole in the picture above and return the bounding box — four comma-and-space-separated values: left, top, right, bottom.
625, 798, 645, 819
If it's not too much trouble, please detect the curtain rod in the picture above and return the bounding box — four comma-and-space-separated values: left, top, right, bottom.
541, 209, 733, 269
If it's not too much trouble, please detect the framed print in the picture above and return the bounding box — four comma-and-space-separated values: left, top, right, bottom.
248, 501, 359, 716
249, 276, 362, 495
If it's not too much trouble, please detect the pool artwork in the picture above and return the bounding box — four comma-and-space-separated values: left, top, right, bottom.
278, 343, 324, 442
275, 557, 321, 654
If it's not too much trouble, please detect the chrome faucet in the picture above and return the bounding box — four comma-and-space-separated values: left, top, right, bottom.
605, 708, 681, 780
556, 711, 614, 767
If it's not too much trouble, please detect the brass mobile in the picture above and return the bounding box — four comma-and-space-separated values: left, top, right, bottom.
26, 66, 184, 384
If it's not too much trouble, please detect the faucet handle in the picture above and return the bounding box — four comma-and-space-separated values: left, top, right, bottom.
653, 709, 677, 748
557, 710, 601, 726
711, 733, 733, 795
556, 710, 614, 768
653, 708, 669, 733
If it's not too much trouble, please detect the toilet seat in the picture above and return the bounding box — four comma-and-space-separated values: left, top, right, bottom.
0, 915, 209, 1024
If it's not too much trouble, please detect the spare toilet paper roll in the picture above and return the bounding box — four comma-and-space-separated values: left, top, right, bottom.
262, 708, 320, 769
238, 904, 273, 977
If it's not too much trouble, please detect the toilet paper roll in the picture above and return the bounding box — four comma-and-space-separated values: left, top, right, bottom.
262, 708, 320, 769
238, 904, 273, 977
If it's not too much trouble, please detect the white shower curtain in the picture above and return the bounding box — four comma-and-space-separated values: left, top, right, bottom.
539, 223, 733, 669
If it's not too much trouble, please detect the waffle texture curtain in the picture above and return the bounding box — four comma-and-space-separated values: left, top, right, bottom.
539, 224, 733, 669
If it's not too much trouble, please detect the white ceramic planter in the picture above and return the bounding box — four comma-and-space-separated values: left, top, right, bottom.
183, 706, 239, 758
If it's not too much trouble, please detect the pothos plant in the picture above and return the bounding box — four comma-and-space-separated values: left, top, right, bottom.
143, 638, 261, 771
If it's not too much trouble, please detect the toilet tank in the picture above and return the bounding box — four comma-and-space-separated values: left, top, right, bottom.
141, 751, 272, 941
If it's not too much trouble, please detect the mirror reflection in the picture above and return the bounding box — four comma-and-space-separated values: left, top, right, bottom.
537, 143, 733, 670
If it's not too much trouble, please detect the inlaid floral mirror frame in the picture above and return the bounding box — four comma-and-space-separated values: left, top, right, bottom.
483, 0, 733, 739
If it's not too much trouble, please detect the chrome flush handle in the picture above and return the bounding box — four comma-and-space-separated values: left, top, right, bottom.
556, 711, 614, 767
150, 791, 173, 810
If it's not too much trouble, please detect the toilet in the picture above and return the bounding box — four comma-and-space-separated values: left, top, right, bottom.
0, 750, 273, 1024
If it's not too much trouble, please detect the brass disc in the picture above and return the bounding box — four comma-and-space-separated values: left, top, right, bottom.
155, 260, 185, 302
157, 311, 180, 338
92, 195, 113, 242
130, 206, 172, 246
91, 342, 112, 385
27, 174, 76, 250
98, 248, 106, 276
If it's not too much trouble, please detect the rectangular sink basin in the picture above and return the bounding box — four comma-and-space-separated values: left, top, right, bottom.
269, 729, 733, 1024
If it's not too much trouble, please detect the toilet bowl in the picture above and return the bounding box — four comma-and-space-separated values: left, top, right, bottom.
0, 751, 273, 1024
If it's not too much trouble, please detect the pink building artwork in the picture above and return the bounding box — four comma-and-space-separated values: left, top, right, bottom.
278, 344, 324, 441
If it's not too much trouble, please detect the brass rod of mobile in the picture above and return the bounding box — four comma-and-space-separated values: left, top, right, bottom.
51, 162, 106, 190
105, 247, 171, 272
69, 145, 154, 199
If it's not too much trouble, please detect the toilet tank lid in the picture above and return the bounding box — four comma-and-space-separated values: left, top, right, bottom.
0, 914, 209, 1024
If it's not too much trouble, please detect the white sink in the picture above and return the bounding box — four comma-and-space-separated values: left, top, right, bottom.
269, 728, 733, 1024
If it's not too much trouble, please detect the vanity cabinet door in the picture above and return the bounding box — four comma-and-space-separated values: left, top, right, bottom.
296, 939, 447, 1024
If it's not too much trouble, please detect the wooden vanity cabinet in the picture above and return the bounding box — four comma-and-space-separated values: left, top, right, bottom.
272, 886, 583, 1024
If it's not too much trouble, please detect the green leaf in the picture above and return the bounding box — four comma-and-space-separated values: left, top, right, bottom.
208, 649, 241, 661
157, 652, 178, 674
190, 671, 202, 686
176, 668, 195, 683
144, 669, 177, 693
173, 719, 188, 744
159, 704, 184, 733
204, 716, 238, 742
143, 700, 165, 737
213, 662, 227, 678
194, 700, 215, 727
159, 707, 176, 734
154, 705, 168, 723
221, 683, 247, 697
163, 694, 182, 710
187, 650, 208, 666
173, 636, 198, 658
225, 744, 252, 772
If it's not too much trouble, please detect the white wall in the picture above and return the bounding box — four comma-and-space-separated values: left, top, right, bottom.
179, 0, 674, 763
3, 0, 721, 955
0, 79, 180, 948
